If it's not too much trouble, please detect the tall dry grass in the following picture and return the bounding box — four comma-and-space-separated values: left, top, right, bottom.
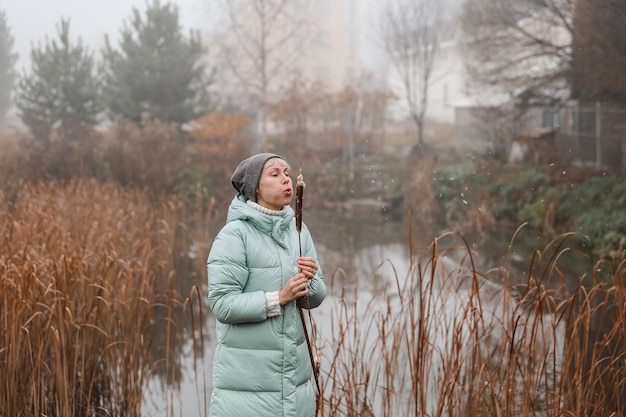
0, 179, 198, 416
316, 230, 626, 416
3, 173, 624, 417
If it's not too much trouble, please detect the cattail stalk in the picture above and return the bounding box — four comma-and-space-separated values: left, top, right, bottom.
295, 164, 321, 413
296, 167, 305, 254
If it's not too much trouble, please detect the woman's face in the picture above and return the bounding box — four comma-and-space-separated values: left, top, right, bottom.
256, 158, 293, 210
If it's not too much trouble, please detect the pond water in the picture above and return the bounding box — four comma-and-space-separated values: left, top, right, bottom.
142, 205, 535, 416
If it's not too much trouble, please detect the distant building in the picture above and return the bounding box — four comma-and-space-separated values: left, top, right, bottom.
215, 0, 365, 99
297, 0, 363, 91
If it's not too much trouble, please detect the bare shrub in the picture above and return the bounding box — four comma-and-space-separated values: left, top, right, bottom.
0, 129, 101, 184
101, 117, 187, 193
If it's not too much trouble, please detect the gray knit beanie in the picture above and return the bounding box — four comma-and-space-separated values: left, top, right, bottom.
231, 153, 282, 202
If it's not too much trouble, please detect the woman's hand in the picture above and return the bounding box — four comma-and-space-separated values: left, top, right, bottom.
279, 273, 309, 305
297, 257, 318, 280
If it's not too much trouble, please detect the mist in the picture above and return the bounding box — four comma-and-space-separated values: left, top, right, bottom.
4, 0, 208, 71
5, 0, 465, 72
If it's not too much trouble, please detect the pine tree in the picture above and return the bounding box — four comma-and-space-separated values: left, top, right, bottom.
0, 10, 18, 125
102, 0, 213, 125
15, 19, 100, 141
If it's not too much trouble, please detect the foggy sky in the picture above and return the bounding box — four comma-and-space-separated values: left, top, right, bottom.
4, 0, 464, 79
2, 0, 465, 127
3, 0, 208, 71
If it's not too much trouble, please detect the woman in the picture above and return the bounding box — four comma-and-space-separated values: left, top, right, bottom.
207, 153, 326, 417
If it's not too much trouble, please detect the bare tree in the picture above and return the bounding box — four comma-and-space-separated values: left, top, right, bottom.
572, 0, 626, 104
210, 0, 316, 152
461, 0, 574, 102
268, 74, 390, 154
379, 0, 444, 151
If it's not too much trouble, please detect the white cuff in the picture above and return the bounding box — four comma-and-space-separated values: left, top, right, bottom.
265, 291, 282, 317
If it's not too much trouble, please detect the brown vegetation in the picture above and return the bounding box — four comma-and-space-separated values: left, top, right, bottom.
0, 180, 199, 416
2, 176, 624, 416
1, 113, 625, 416
316, 233, 626, 416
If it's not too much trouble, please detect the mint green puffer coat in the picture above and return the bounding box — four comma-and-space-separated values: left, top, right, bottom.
207, 195, 326, 417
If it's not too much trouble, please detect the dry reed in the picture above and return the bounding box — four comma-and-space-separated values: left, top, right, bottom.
4, 177, 624, 417
0, 179, 192, 416
315, 230, 626, 416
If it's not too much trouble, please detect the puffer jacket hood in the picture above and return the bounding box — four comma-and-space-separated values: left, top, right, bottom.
207, 194, 326, 417
226, 194, 294, 248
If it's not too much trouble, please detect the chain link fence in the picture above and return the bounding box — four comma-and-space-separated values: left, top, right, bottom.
555, 103, 626, 173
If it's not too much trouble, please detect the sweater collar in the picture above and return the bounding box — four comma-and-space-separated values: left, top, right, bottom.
246, 200, 289, 216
